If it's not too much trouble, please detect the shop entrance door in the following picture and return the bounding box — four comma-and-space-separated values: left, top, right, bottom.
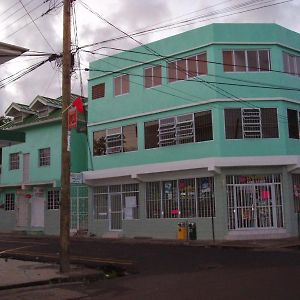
31, 197, 44, 227
109, 194, 122, 231
16, 196, 29, 227
232, 184, 279, 229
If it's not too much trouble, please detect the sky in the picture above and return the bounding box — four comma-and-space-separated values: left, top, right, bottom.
0, 0, 299, 114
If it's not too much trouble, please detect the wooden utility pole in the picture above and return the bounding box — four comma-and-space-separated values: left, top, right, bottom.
60, 0, 72, 273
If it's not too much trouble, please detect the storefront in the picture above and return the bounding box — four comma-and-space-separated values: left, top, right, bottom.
226, 174, 284, 231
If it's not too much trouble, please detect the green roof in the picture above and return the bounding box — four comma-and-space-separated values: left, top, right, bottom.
0, 129, 25, 147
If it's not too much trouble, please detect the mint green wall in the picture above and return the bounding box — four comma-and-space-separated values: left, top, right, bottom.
88, 23, 300, 172
70, 130, 88, 173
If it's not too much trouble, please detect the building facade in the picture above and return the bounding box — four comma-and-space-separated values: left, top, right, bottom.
84, 23, 300, 240
0, 95, 88, 235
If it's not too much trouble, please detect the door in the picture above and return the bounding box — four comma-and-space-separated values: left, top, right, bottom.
233, 183, 278, 229
22, 153, 30, 184
31, 197, 44, 227
71, 185, 88, 232
16, 196, 29, 227
109, 194, 122, 231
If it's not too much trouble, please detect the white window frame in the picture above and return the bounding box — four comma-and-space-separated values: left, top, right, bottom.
39, 147, 50, 167
47, 190, 60, 210
9, 153, 19, 170
242, 108, 262, 138
5, 193, 15, 211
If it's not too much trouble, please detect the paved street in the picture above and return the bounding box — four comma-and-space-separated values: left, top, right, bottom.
0, 235, 300, 299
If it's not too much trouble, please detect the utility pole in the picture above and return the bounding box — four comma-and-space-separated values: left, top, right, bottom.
60, 0, 72, 273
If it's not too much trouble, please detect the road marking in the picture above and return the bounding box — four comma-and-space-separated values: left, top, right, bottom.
0, 245, 34, 255
4, 250, 134, 266
0, 239, 48, 245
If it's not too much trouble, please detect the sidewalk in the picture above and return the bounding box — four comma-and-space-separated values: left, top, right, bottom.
0, 258, 103, 290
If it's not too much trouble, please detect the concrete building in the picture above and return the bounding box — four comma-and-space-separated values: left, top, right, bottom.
84, 23, 300, 240
0, 95, 88, 235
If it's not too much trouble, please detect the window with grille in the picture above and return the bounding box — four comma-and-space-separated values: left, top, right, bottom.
93, 124, 137, 156
223, 49, 271, 72
145, 110, 212, 149
92, 83, 105, 99
9, 153, 19, 170
168, 52, 207, 82
146, 177, 215, 218
5, 193, 15, 211
283, 52, 300, 77
287, 109, 300, 139
47, 190, 60, 209
114, 74, 129, 96
39, 148, 50, 166
93, 184, 139, 220
144, 65, 162, 88
224, 108, 278, 139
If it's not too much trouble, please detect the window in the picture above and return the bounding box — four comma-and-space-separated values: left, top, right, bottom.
93, 124, 137, 156
93, 184, 139, 220
224, 108, 278, 139
47, 190, 60, 209
283, 52, 300, 77
223, 49, 271, 72
5, 193, 15, 211
146, 177, 215, 219
38, 107, 49, 118
114, 74, 129, 96
144, 110, 213, 149
39, 148, 50, 166
168, 52, 207, 82
144, 65, 162, 88
14, 114, 23, 123
287, 109, 300, 139
92, 83, 105, 99
9, 153, 19, 170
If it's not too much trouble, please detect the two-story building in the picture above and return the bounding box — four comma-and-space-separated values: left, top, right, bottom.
84, 23, 300, 240
0, 94, 88, 235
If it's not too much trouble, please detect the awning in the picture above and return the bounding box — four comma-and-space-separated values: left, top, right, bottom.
0, 129, 25, 147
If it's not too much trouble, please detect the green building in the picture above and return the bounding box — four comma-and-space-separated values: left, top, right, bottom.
0, 95, 88, 235
84, 23, 300, 240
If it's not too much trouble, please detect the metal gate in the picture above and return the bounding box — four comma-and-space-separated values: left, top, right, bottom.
71, 185, 88, 232
109, 194, 122, 231
227, 175, 284, 230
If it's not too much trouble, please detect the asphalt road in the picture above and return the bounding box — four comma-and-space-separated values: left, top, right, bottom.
0, 235, 300, 299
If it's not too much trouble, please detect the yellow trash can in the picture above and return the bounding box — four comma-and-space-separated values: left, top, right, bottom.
177, 222, 187, 240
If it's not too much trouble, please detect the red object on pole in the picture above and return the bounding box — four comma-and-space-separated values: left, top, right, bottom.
68, 108, 77, 129
72, 96, 84, 113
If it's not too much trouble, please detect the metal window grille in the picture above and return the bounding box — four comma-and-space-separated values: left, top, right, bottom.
159, 117, 176, 147
106, 127, 123, 154
71, 185, 88, 231
47, 190, 60, 210
9, 153, 19, 170
226, 174, 283, 230
146, 182, 161, 218
197, 177, 215, 218
176, 114, 194, 144
292, 174, 300, 213
39, 148, 50, 166
5, 193, 15, 211
146, 177, 215, 219
93, 186, 108, 220
93, 184, 139, 220
242, 108, 262, 138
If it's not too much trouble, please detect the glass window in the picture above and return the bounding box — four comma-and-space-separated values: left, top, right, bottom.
261, 108, 279, 138
224, 108, 242, 139
258, 50, 270, 71
287, 109, 299, 139
194, 111, 213, 142
92, 83, 105, 99
197, 52, 208, 75
223, 51, 234, 72
5, 193, 15, 211
39, 148, 50, 167
235, 51, 246, 72
93, 124, 137, 156
144, 65, 162, 88
9, 153, 19, 170
47, 190, 60, 209
114, 74, 129, 96
144, 120, 159, 149
247, 50, 259, 71
282, 52, 300, 77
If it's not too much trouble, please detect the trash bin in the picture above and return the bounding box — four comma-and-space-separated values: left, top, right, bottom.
177, 222, 187, 240
188, 222, 197, 240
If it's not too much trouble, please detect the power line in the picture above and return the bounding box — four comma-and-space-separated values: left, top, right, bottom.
18, 0, 56, 52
